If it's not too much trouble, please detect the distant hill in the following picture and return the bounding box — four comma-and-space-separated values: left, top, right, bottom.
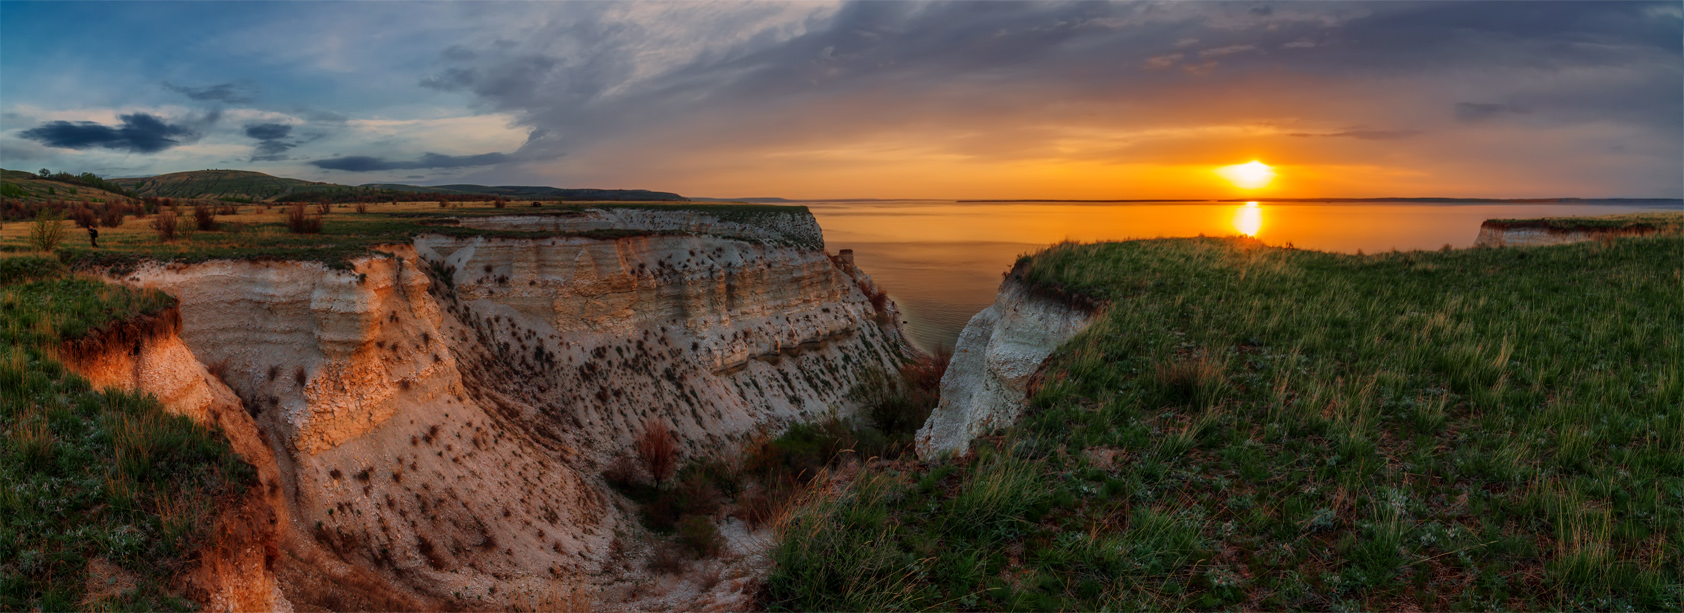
102, 169, 686, 202
112, 169, 353, 202
361, 183, 686, 201
1, 168, 137, 205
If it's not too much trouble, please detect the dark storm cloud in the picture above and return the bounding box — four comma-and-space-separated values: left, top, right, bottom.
310, 152, 512, 172
20, 112, 206, 153
1455, 103, 1530, 122
243, 122, 296, 161
244, 123, 292, 141
164, 81, 257, 104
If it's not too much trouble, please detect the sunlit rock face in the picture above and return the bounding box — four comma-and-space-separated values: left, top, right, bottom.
114, 207, 909, 608
916, 277, 1098, 459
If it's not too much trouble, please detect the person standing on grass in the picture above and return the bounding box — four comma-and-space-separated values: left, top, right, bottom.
87, 225, 98, 248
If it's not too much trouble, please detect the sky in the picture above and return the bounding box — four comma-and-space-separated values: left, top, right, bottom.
1, 1, 1679, 200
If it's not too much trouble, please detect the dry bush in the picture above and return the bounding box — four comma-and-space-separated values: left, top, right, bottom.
676, 515, 724, 557
69, 204, 97, 229
354, 202, 368, 214
99, 204, 126, 228
215, 203, 237, 215
1152, 351, 1230, 408
647, 541, 687, 574
902, 344, 952, 392
192, 203, 218, 231
314, 202, 332, 215
603, 454, 641, 488
437, 199, 450, 209
637, 420, 679, 487
30, 209, 66, 252
152, 209, 178, 241
740, 477, 799, 528
286, 203, 323, 234
867, 288, 889, 312
493, 197, 507, 209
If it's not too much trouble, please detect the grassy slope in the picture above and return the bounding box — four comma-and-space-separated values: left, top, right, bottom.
770, 234, 1682, 611
1485, 212, 1684, 233
0, 170, 134, 205
0, 200, 819, 271
0, 256, 254, 611
111, 169, 346, 202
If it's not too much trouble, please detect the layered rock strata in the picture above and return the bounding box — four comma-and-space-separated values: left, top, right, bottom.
101, 206, 907, 608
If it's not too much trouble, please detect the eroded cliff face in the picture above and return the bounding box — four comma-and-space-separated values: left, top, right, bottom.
66, 317, 294, 613
915, 277, 1098, 459
1474, 222, 1657, 247
104, 208, 907, 608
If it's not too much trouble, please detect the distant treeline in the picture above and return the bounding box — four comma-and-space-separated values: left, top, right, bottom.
275, 190, 536, 205
29, 169, 138, 199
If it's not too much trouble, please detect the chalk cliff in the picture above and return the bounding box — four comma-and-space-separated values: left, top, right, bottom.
915, 275, 1098, 459
86, 206, 907, 608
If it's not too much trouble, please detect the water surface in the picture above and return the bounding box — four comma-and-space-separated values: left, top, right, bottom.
807, 200, 1677, 352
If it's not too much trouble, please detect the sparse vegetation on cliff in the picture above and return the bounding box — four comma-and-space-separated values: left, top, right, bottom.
0, 198, 820, 271
0, 259, 254, 611
769, 232, 1682, 610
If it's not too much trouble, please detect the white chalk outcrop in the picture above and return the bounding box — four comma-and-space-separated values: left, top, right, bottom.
105, 206, 908, 608
916, 276, 1098, 459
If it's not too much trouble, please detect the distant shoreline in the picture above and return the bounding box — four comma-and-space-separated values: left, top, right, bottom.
956, 197, 1684, 204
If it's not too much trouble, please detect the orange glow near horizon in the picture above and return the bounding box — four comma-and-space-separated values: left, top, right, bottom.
1215, 161, 1276, 190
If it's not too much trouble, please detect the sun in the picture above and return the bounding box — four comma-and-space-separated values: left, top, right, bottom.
1216, 161, 1276, 190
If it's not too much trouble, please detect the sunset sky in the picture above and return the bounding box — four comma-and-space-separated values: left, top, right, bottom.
2, 1, 1679, 200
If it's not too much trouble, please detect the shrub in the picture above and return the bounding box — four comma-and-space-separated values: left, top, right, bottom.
314, 202, 331, 215
152, 209, 178, 241
637, 420, 679, 488
68, 204, 97, 229
286, 203, 323, 234
603, 454, 640, 488
215, 203, 236, 215
437, 200, 449, 209
493, 197, 507, 209
192, 204, 218, 231
99, 204, 126, 228
354, 202, 368, 214
29, 208, 66, 253
676, 515, 723, 557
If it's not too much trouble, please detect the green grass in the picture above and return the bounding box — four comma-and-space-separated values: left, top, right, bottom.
0, 265, 255, 611
1, 200, 821, 272
1485, 211, 1684, 233
769, 233, 1683, 611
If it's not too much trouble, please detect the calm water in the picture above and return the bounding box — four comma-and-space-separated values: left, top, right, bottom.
808, 200, 1679, 352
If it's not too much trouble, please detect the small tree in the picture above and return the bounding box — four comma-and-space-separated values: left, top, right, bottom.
68, 204, 97, 229
192, 203, 218, 231
493, 196, 507, 209
354, 202, 368, 214
286, 203, 323, 234
152, 209, 178, 241
29, 208, 66, 253
636, 420, 678, 488
99, 204, 126, 228
437, 199, 450, 209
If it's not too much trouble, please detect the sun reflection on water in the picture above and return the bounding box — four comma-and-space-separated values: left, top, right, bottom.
1233, 201, 1262, 236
